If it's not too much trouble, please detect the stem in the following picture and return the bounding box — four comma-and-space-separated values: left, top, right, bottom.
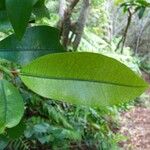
115, 8, 132, 53
0, 65, 20, 78
120, 9, 132, 53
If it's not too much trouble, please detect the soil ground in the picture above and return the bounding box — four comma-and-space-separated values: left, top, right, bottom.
120, 72, 150, 150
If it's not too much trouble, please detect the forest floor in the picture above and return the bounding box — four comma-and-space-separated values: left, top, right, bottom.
120, 72, 150, 150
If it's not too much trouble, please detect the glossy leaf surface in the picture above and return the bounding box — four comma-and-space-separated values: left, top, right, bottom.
5, 0, 35, 38
20, 52, 148, 108
0, 26, 65, 65
0, 79, 24, 133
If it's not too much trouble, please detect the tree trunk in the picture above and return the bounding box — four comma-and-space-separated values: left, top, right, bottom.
72, 0, 90, 50
58, 0, 90, 50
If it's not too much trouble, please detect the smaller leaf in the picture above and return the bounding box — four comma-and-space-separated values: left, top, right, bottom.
6, 0, 35, 39
0, 79, 24, 133
138, 7, 146, 19
123, 5, 128, 13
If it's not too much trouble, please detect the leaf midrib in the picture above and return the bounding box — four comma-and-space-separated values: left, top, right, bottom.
20, 73, 147, 88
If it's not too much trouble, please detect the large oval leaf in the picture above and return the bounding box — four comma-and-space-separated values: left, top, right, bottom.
0, 26, 65, 65
0, 79, 24, 133
5, 0, 36, 38
20, 52, 149, 108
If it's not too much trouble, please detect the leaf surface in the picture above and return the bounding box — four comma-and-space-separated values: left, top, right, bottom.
0, 11, 12, 33
5, 0, 35, 38
0, 79, 24, 133
0, 26, 65, 65
20, 52, 148, 108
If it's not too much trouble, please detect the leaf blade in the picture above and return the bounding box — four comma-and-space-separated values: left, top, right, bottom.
0, 79, 24, 133
0, 26, 65, 65
5, 0, 35, 38
20, 52, 148, 108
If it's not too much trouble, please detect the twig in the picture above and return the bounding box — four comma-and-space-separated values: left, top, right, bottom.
115, 8, 133, 53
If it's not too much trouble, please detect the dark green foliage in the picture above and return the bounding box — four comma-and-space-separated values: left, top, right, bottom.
5, 0, 35, 38
22, 90, 121, 149
34, 0, 46, 7
0, 0, 5, 10
7, 121, 26, 139
0, 26, 65, 65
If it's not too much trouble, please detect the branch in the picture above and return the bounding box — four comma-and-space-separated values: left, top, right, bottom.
120, 9, 132, 53
59, 0, 80, 48
72, 0, 90, 50
115, 8, 133, 53
70, 0, 80, 10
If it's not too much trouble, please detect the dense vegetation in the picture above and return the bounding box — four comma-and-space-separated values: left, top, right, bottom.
0, 0, 149, 149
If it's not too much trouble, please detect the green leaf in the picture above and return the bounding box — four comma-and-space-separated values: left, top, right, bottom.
0, 79, 24, 133
5, 0, 35, 39
20, 52, 149, 108
138, 7, 146, 19
0, 26, 65, 65
0, 11, 12, 33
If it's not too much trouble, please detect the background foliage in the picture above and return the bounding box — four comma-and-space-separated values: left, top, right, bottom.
0, 0, 149, 150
